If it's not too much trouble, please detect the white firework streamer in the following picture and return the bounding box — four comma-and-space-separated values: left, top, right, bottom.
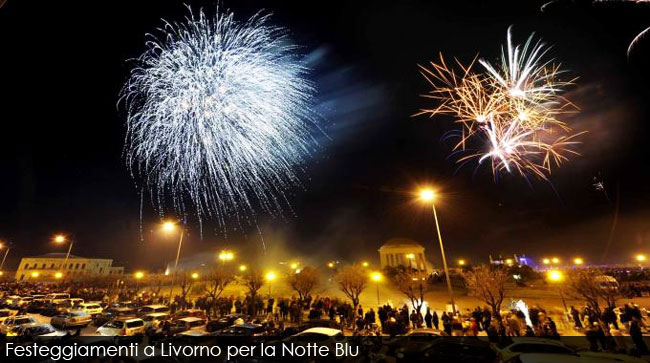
122, 8, 320, 230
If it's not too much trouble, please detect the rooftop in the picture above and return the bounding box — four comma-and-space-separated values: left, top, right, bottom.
379, 237, 423, 250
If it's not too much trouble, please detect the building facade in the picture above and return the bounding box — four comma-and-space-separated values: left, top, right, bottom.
15, 253, 124, 282
378, 238, 430, 272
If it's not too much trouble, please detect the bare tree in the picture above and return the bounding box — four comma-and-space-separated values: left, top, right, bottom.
565, 269, 619, 316
177, 272, 196, 308
462, 265, 509, 320
287, 266, 320, 303
335, 265, 367, 308
203, 267, 235, 316
393, 269, 428, 314
240, 268, 265, 315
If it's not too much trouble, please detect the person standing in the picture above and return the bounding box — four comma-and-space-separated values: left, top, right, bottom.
424, 307, 433, 329
432, 310, 439, 330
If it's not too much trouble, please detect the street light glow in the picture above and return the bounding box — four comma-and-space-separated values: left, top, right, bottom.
218, 250, 234, 261
134, 271, 144, 279
290, 263, 298, 270
191, 272, 199, 279
573, 257, 584, 265
161, 221, 176, 232
636, 254, 646, 262
548, 270, 563, 281
458, 259, 466, 266
55, 272, 63, 279
327, 262, 335, 268
551, 257, 560, 264
361, 261, 369, 267
31, 272, 39, 278
542, 258, 550, 265
54, 235, 66, 243
239, 265, 247, 272
419, 189, 435, 201
265, 272, 276, 281
505, 258, 514, 266
371, 272, 382, 282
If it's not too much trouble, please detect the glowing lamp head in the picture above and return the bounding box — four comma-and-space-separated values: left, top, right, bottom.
162, 221, 176, 232
542, 258, 550, 265
55, 272, 63, 279
636, 254, 646, 262
505, 258, 514, 266
458, 259, 466, 266
54, 235, 66, 244
31, 272, 39, 278
0, 271, 4, 276
327, 262, 335, 268
551, 257, 560, 264
265, 272, 276, 281
239, 265, 247, 272
573, 258, 584, 265
290, 263, 298, 270
134, 271, 144, 279
362, 261, 369, 268
371, 272, 382, 282
548, 270, 563, 282
419, 189, 435, 201
191, 272, 199, 279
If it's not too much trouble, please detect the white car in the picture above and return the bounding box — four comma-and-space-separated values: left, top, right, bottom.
292, 327, 345, 337
14, 323, 66, 337
142, 313, 170, 329
45, 293, 70, 302
138, 304, 170, 316
97, 317, 145, 336
77, 302, 103, 316
0, 315, 37, 334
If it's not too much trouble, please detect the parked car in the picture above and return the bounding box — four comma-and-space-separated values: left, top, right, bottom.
216, 323, 267, 336
422, 337, 496, 363
51, 311, 93, 329
77, 302, 103, 316
291, 327, 344, 338
142, 313, 170, 329
169, 317, 207, 335
171, 308, 206, 321
3, 295, 22, 308
109, 301, 140, 309
14, 323, 65, 337
10, 296, 34, 309
138, 304, 170, 317
40, 302, 71, 317
205, 314, 248, 332
26, 299, 49, 313
0, 315, 37, 334
0, 309, 13, 322
96, 317, 145, 336
65, 298, 85, 308
93, 307, 137, 326
45, 293, 70, 302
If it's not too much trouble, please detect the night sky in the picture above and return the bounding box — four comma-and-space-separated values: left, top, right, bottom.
1, 0, 650, 271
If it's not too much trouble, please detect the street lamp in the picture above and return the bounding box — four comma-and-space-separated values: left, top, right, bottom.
371, 272, 382, 305
551, 257, 560, 264
418, 187, 456, 315
290, 262, 299, 270
191, 272, 199, 279
161, 221, 184, 305
218, 250, 234, 264
327, 262, 335, 269
542, 258, 550, 265
265, 271, 276, 297
573, 257, 584, 266
239, 265, 247, 272
636, 254, 646, 263
362, 261, 369, 268
55, 272, 63, 279
547, 270, 568, 313
53, 234, 74, 277
458, 259, 466, 266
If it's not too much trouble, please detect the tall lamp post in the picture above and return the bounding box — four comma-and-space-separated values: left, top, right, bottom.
162, 221, 184, 305
0, 242, 12, 274
548, 270, 568, 313
371, 272, 382, 305
419, 188, 457, 315
54, 234, 73, 278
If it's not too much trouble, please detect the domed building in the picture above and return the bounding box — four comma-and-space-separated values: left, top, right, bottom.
378, 238, 430, 272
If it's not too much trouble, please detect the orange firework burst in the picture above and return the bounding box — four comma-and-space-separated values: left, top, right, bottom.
417, 27, 584, 181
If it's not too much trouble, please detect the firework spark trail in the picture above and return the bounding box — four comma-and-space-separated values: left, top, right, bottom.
122, 8, 320, 232
418, 27, 583, 181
